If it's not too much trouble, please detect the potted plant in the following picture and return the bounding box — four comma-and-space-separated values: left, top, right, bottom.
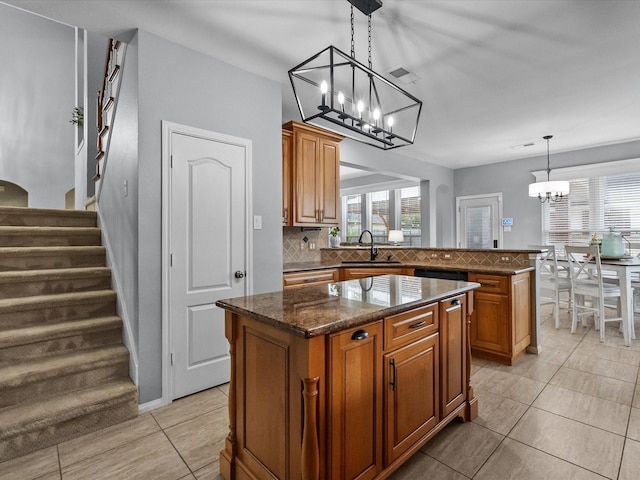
329, 226, 341, 248
69, 107, 84, 127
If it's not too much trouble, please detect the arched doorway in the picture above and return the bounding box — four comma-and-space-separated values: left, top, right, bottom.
0, 180, 28, 207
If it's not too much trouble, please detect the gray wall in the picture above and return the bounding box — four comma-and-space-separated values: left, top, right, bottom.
100, 30, 283, 403
454, 140, 640, 248
338, 140, 456, 246
0, 3, 75, 208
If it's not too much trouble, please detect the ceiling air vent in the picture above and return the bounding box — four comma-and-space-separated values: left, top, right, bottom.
387, 65, 420, 85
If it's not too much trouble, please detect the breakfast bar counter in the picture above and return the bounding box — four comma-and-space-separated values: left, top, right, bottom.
216, 275, 479, 480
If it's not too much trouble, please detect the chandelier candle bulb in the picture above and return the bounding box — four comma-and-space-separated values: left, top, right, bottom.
319, 80, 328, 111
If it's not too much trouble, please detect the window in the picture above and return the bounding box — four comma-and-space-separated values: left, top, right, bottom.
344, 194, 362, 243
400, 186, 421, 246
370, 190, 390, 243
543, 172, 640, 255
341, 185, 422, 245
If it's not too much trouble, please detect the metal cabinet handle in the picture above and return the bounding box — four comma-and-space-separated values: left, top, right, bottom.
390, 358, 396, 391
409, 321, 426, 329
234, 270, 245, 279
351, 329, 369, 341
451, 298, 461, 306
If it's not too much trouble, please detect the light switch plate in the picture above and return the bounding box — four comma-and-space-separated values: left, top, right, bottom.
253, 215, 262, 230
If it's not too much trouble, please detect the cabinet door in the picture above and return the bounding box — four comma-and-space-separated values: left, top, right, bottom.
329, 322, 383, 480
294, 131, 320, 224
440, 294, 467, 418
318, 138, 340, 224
384, 334, 439, 463
471, 291, 510, 354
282, 130, 292, 226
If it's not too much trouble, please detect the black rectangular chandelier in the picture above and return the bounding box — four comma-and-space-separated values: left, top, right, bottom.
288, 3, 422, 150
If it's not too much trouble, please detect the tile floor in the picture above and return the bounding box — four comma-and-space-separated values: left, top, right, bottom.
1, 304, 639, 479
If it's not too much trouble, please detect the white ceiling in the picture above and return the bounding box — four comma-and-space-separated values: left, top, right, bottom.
7, 0, 640, 169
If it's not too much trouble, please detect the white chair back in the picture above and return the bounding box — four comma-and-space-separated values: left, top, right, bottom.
565, 244, 623, 341
529, 245, 571, 329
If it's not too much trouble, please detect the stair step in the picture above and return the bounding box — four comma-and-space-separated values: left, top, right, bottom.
0, 344, 130, 408
0, 207, 96, 227
0, 267, 111, 299
0, 316, 122, 364
0, 379, 138, 462
0, 226, 102, 247
0, 290, 116, 330
0, 246, 105, 272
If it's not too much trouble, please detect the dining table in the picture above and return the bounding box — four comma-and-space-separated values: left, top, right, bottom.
599, 256, 640, 345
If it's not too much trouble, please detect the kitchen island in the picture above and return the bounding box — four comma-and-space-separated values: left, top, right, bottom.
216, 275, 479, 480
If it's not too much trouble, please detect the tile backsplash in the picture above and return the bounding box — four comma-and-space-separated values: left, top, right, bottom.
283, 227, 329, 263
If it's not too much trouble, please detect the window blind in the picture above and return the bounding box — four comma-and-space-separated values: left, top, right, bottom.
543, 171, 640, 254
400, 186, 421, 246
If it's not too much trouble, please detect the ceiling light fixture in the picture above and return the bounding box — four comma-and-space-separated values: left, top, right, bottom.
288, 0, 422, 150
528, 135, 570, 203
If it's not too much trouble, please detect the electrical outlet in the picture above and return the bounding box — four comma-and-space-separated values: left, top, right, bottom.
300, 241, 307, 251
501, 256, 510, 262
430, 253, 438, 258
442, 253, 452, 260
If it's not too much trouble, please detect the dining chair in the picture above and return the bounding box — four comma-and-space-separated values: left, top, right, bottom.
530, 245, 572, 329
565, 245, 624, 342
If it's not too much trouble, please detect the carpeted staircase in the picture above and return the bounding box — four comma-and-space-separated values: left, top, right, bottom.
0, 206, 138, 462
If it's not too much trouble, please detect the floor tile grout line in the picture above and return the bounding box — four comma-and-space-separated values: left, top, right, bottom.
55, 426, 161, 472
158, 428, 195, 478
56, 444, 62, 479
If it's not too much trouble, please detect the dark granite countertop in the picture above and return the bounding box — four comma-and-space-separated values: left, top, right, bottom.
216, 275, 479, 338
283, 261, 533, 276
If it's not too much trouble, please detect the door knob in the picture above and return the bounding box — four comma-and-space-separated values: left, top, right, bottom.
234, 271, 245, 279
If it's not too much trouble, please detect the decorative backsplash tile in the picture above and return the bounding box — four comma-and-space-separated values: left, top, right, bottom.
283, 227, 329, 263
319, 247, 532, 268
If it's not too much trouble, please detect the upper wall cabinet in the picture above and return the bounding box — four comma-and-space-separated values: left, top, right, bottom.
282, 121, 343, 227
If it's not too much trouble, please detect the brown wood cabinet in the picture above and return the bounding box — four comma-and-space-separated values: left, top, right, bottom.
282, 121, 343, 227
384, 331, 439, 464
219, 290, 477, 480
283, 269, 339, 289
440, 294, 467, 417
282, 130, 292, 225
342, 266, 414, 280
329, 323, 384, 480
468, 272, 531, 365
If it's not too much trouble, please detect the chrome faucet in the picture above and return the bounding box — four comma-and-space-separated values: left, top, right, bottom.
358, 229, 379, 261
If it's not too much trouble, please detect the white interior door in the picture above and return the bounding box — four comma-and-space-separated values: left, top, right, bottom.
457, 193, 502, 248
168, 127, 250, 400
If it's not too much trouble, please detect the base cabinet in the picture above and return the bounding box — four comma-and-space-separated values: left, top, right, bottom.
342, 267, 414, 280
329, 323, 384, 480
221, 293, 476, 480
468, 272, 531, 365
283, 269, 339, 289
384, 333, 439, 463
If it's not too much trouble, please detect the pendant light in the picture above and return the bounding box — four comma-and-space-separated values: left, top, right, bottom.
528, 135, 570, 203
288, 0, 422, 150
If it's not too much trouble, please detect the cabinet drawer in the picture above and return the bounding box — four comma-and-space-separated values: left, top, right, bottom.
384, 303, 438, 351
283, 269, 339, 289
468, 273, 509, 294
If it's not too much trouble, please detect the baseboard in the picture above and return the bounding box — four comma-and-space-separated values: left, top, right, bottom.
138, 397, 167, 414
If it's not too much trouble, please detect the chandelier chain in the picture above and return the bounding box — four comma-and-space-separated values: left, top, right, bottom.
350, 5, 355, 59
368, 14, 372, 69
